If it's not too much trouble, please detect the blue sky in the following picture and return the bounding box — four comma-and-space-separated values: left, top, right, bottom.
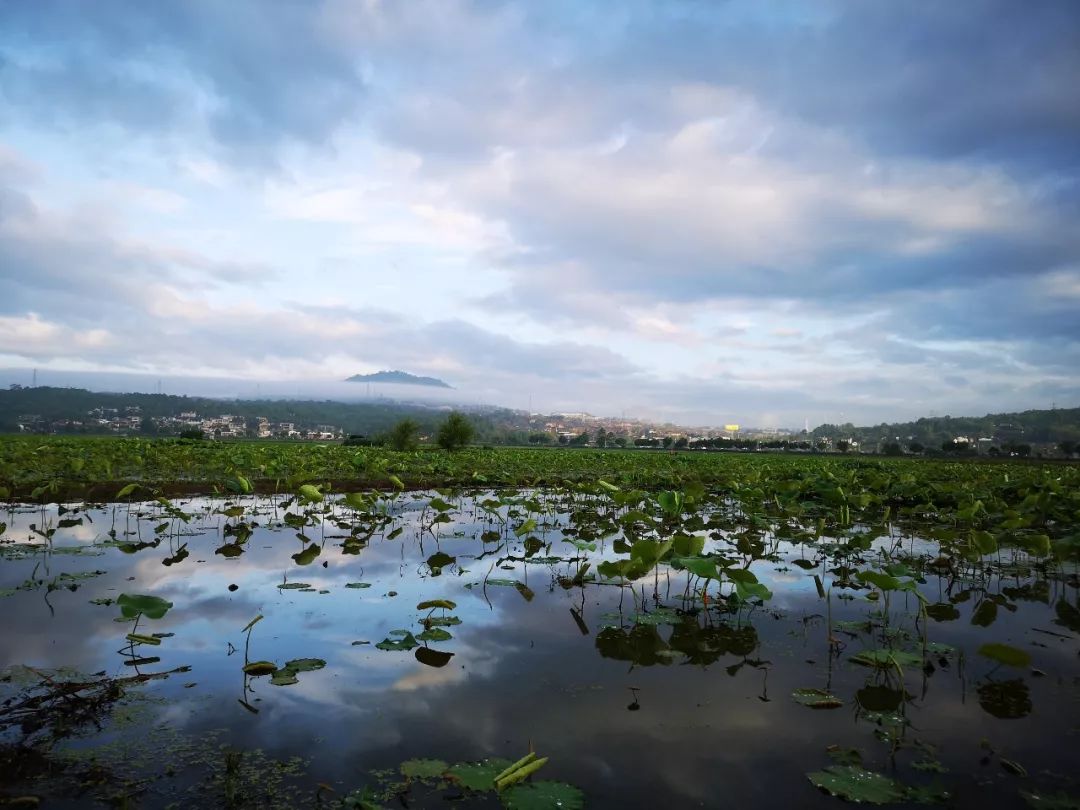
1, 0, 1078, 427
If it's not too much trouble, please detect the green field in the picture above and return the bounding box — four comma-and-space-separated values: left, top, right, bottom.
2, 435, 1080, 806
2, 436, 1079, 547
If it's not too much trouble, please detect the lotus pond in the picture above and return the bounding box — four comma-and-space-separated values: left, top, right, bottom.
1, 469, 1079, 808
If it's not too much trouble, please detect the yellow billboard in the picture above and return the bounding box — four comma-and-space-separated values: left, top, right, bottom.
724, 424, 740, 432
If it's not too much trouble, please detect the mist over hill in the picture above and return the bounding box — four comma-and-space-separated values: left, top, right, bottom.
345, 370, 452, 388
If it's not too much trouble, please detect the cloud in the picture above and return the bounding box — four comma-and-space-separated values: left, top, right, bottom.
0, 0, 366, 160
0, 1, 1077, 425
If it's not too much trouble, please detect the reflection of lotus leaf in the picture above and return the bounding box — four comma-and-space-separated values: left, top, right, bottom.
855, 685, 905, 712
597, 618, 759, 667
978, 643, 1031, 668
600, 608, 680, 627
925, 603, 960, 622
596, 625, 673, 667
977, 679, 1032, 719
971, 600, 999, 627
1055, 599, 1080, 634
669, 620, 759, 665
415, 647, 455, 668
291, 544, 321, 565
426, 552, 455, 574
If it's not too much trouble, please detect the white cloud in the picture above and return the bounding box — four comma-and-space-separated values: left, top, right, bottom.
0, 1, 1077, 425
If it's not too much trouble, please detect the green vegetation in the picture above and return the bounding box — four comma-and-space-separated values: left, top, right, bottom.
1, 444, 1078, 807
0, 434, 1078, 501
812, 404, 1080, 448
386, 418, 420, 451
0, 385, 516, 439
435, 411, 476, 450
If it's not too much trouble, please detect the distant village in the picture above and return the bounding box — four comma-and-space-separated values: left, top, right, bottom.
7, 395, 1073, 457
531, 411, 796, 447
14, 405, 344, 441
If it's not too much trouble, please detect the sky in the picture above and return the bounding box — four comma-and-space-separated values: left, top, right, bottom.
1, 0, 1078, 428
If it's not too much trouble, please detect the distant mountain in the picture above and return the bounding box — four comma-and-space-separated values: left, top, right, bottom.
345, 370, 452, 389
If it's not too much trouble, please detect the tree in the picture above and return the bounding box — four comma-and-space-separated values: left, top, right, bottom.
139, 416, 158, 436
881, 442, 902, 456
674, 437, 688, 450
613, 436, 628, 448
662, 436, 674, 449
569, 431, 590, 446
836, 439, 850, 453
908, 442, 924, 454
387, 418, 419, 451
436, 411, 475, 450
595, 427, 608, 448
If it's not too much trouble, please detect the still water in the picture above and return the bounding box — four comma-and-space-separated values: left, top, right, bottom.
0, 490, 1077, 808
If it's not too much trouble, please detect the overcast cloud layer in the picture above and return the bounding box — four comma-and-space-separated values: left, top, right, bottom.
1, 0, 1078, 426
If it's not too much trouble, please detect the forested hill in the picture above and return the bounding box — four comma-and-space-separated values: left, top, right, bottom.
345, 370, 452, 388
811, 406, 1080, 446
0, 386, 515, 438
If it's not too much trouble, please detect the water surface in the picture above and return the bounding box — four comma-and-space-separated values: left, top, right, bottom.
1, 490, 1077, 808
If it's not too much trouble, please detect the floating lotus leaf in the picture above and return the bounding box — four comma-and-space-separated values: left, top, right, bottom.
416, 628, 452, 642
807, 766, 906, 804
446, 758, 513, 791
117, 593, 173, 620
849, 649, 921, 669
792, 688, 843, 709
375, 631, 419, 651
502, 781, 585, 810
400, 758, 447, 780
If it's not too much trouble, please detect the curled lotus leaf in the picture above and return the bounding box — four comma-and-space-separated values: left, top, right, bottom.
243, 661, 277, 676
417, 599, 456, 610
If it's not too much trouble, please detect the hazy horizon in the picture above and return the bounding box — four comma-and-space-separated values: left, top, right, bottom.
1, 2, 1077, 426
2, 366, 1068, 431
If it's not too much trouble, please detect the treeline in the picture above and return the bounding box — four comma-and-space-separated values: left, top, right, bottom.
0, 386, 518, 438
811, 405, 1080, 447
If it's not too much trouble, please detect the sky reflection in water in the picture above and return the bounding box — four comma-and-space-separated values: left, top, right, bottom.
0, 492, 1078, 808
